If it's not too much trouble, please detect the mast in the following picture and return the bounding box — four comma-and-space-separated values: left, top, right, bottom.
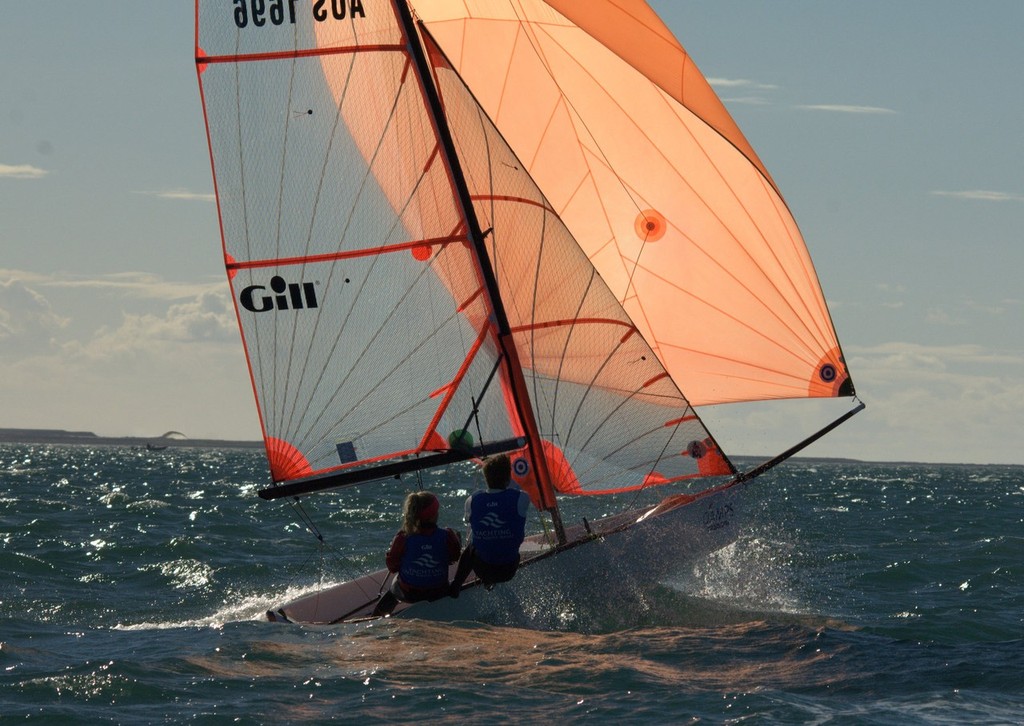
393, 0, 565, 543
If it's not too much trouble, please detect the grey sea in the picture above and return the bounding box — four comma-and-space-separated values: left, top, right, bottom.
2, 443, 1022, 723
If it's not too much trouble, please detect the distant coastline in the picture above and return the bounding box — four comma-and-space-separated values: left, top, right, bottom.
1, 429, 1015, 468
0, 428, 263, 450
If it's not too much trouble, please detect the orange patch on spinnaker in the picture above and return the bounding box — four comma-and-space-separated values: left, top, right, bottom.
808, 347, 849, 398
510, 440, 582, 509
422, 430, 449, 451
685, 438, 732, 477
411, 244, 433, 261
643, 471, 669, 486
266, 437, 313, 482
634, 209, 666, 242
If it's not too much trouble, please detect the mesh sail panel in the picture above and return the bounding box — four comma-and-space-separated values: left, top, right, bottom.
428, 39, 731, 493
197, 3, 514, 482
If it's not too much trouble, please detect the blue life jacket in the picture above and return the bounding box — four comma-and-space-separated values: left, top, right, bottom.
399, 527, 450, 589
470, 488, 526, 565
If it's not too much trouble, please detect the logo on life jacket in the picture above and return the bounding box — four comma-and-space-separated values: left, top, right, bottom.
478, 512, 506, 529
239, 276, 319, 313
411, 552, 440, 569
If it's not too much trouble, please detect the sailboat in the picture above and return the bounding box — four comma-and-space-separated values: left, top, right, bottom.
194, 0, 862, 625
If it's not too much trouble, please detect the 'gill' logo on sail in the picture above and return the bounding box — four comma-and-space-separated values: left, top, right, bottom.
239, 276, 318, 313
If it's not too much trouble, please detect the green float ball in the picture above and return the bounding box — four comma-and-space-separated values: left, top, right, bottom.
448, 429, 474, 451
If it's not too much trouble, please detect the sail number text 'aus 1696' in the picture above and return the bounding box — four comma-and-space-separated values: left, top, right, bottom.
233, 0, 366, 28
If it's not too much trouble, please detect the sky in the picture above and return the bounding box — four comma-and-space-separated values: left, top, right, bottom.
1, 2, 1021, 466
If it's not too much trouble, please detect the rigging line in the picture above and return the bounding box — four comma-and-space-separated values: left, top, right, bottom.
623, 418, 684, 511
471, 396, 485, 448
277, 25, 307, 443
464, 97, 560, 443
301, 292, 468, 451
280, 48, 377, 442
547, 258, 598, 440
286, 498, 355, 569
635, 92, 832, 363
290, 75, 467, 452
287, 119, 446, 448
226, 28, 272, 437
502, 1, 650, 302
456, 354, 505, 447
289, 498, 324, 542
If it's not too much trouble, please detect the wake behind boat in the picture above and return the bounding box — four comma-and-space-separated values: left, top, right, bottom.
194, 0, 862, 626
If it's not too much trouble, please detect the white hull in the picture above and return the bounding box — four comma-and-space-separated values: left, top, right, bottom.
267, 480, 747, 626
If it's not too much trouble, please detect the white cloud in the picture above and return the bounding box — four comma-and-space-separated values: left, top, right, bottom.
66, 289, 238, 361
133, 189, 216, 202
0, 269, 225, 302
852, 341, 1021, 368
0, 277, 254, 439
926, 307, 965, 326
705, 341, 1024, 465
708, 78, 777, 105
797, 104, 897, 115
708, 78, 778, 91
931, 190, 1024, 202
0, 279, 69, 352
844, 342, 1024, 464
0, 163, 48, 179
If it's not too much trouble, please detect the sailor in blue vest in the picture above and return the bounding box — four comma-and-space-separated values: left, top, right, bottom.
372, 490, 461, 617
449, 454, 531, 597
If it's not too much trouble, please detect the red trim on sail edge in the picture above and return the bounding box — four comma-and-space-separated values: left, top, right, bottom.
195, 28, 275, 461
424, 143, 440, 173
663, 414, 697, 427
469, 194, 555, 214
198, 44, 403, 66
295, 446, 426, 482
266, 437, 312, 482
428, 382, 453, 399
510, 318, 636, 334
421, 430, 449, 452
642, 372, 669, 388
418, 325, 490, 452
225, 234, 465, 270
457, 286, 484, 313
568, 470, 706, 496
